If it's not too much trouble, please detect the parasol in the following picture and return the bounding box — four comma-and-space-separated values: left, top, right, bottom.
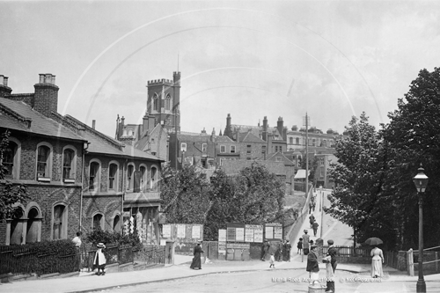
364, 237, 383, 246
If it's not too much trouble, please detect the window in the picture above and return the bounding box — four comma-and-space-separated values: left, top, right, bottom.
150, 167, 157, 190
37, 144, 51, 180
140, 166, 147, 191
26, 207, 40, 243
262, 145, 266, 156
220, 145, 226, 153
2, 140, 18, 179
246, 145, 252, 154
89, 161, 100, 191
181, 143, 187, 152
312, 139, 316, 146
52, 204, 67, 240
230, 145, 236, 153
323, 140, 327, 147
127, 164, 134, 191
153, 94, 159, 111
296, 138, 300, 145
289, 137, 293, 144
113, 214, 121, 233
202, 143, 207, 152
93, 213, 103, 230
63, 148, 75, 182
165, 94, 171, 111
109, 163, 118, 190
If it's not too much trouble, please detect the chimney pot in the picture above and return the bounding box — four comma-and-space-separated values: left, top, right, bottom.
92, 120, 96, 129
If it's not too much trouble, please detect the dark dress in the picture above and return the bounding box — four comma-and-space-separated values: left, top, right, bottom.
190, 244, 204, 269
283, 242, 291, 261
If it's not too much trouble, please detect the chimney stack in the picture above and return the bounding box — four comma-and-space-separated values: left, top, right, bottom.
0, 75, 12, 97
34, 73, 59, 118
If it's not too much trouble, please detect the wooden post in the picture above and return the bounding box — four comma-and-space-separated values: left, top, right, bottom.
407, 248, 414, 276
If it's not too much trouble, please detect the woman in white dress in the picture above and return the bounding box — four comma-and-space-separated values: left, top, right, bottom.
370, 246, 384, 278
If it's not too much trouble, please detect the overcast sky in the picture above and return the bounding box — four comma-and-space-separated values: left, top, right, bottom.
2, 0, 440, 137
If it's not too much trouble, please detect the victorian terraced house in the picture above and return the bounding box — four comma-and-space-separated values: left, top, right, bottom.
0, 73, 163, 245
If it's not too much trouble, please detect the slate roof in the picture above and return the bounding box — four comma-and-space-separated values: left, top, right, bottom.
0, 97, 86, 142
64, 115, 162, 161
266, 152, 295, 166
238, 131, 266, 143
220, 160, 286, 176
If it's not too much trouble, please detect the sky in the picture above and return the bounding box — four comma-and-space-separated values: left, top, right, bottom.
2, 0, 440, 138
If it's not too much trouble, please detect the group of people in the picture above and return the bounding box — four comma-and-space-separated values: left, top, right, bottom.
261, 239, 292, 265
306, 239, 338, 293
72, 231, 107, 276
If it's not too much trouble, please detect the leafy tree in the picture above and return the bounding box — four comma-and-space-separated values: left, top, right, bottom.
382, 67, 440, 249
160, 164, 211, 224
204, 163, 285, 240
325, 113, 393, 247
0, 130, 29, 220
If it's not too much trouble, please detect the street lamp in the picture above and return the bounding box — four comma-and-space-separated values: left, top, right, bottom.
412, 164, 429, 293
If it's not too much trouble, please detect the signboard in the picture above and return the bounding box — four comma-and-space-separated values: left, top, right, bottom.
227, 227, 236, 242
265, 223, 283, 240
176, 224, 186, 238
226, 243, 250, 249
218, 229, 226, 242
192, 225, 201, 239
162, 224, 171, 238
274, 226, 283, 239
254, 226, 263, 243
244, 226, 254, 242
235, 227, 245, 242
218, 229, 227, 255
265, 226, 274, 239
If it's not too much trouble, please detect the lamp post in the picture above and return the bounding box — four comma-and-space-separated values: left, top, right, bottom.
412, 164, 429, 293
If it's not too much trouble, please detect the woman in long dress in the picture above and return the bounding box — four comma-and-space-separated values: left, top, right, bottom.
370, 246, 384, 278
190, 242, 204, 270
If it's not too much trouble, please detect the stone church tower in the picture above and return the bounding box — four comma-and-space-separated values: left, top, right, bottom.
146, 71, 181, 133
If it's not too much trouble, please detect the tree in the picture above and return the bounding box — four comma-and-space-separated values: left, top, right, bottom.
382, 67, 440, 249
0, 130, 28, 220
325, 113, 394, 247
160, 165, 211, 224
204, 162, 285, 240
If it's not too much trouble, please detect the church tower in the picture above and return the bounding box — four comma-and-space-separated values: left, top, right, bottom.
146, 71, 181, 133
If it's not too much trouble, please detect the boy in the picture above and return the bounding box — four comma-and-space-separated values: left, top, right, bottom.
297, 238, 303, 254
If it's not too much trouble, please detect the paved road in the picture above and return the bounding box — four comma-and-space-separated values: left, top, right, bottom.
320, 189, 353, 246
99, 266, 437, 293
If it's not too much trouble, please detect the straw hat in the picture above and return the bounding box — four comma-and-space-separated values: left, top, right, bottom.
97, 243, 106, 249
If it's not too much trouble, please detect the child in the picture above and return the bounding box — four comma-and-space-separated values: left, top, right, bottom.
93, 243, 107, 276
297, 238, 303, 254
269, 253, 275, 268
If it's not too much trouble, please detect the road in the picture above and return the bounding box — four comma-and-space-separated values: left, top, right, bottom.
99, 267, 427, 293
320, 188, 353, 246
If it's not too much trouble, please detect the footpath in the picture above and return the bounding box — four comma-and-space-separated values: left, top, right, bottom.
1, 253, 440, 293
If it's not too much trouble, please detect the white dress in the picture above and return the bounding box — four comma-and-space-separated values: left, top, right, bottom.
371, 247, 384, 277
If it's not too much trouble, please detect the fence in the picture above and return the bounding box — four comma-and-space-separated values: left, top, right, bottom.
0, 244, 77, 276
286, 184, 314, 244
133, 245, 166, 266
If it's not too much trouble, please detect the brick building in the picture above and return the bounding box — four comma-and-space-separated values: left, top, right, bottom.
0, 73, 163, 245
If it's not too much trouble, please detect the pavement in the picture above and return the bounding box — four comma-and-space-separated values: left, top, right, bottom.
1, 253, 440, 293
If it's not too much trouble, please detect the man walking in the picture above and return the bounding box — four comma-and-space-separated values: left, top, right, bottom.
312, 221, 319, 237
